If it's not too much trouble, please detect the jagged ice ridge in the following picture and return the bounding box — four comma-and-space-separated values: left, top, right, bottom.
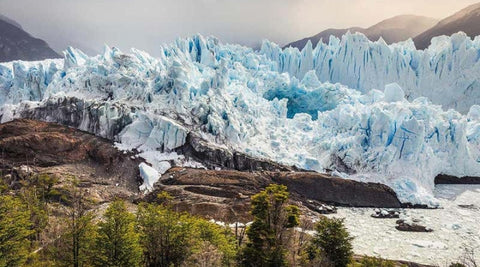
1, 33, 480, 206
266, 32, 480, 114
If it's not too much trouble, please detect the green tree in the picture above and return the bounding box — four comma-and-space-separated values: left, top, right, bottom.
95, 200, 142, 267
49, 179, 97, 267
0, 195, 33, 267
241, 184, 300, 267
52, 192, 97, 267
0, 178, 7, 194
51, 213, 97, 267
19, 186, 48, 243
307, 217, 353, 267
137, 202, 196, 267
190, 218, 237, 266
17, 173, 60, 244
137, 202, 237, 267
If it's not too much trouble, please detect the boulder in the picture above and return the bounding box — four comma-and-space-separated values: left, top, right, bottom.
395, 219, 433, 232
371, 208, 400, 218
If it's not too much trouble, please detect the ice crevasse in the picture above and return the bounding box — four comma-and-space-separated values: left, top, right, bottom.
1, 33, 480, 206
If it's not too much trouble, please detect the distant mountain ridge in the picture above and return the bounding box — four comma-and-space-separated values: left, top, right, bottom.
0, 14, 60, 62
413, 2, 480, 49
285, 27, 364, 50
285, 15, 438, 49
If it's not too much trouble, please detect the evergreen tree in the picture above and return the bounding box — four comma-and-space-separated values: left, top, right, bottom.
94, 200, 142, 267
241, 184, 300, 267
307, 217, 353, 267
0, 195, 33, 267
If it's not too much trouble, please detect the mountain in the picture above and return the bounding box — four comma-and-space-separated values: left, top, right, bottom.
285, 15, 438, 49
414, 2, 480, 49
366, 15, 439, 44
0, 14, 60, 62
0, 14, 23, 30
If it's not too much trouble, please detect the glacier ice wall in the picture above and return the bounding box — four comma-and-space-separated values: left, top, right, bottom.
1, 34, 480, 205
262, 32, 480, 114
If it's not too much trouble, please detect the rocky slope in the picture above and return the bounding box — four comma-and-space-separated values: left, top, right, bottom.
414, 2, 480, 49
285, 15, 438, 49
0, 15, 59, 62
0, 119, 142, 202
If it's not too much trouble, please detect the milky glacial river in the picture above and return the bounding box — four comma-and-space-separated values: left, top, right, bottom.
327, 185, 480, 265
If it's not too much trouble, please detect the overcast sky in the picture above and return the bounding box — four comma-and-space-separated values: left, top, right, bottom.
1, 0, 479, 56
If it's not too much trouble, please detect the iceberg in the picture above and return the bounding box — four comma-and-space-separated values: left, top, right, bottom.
1, 33, 480, 205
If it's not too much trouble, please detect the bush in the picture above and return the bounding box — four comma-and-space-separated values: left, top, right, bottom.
354, 256, 396, 267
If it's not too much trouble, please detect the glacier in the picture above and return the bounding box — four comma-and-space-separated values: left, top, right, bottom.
1, 33, 480, 205
263, 32, 480, 114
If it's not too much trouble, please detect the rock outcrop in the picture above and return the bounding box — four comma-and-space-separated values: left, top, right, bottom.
435, 174, 480, 184
371, 209, 400, 219
0, 119, 142, 198
270, 172, 402, 208
147, 166, 402, 221
175, 133, 300, 172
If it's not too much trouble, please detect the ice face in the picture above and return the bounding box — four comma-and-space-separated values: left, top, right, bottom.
1, 34, 480, 205
261, 32, 480, 114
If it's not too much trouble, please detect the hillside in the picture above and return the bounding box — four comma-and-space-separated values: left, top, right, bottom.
414, 2, 480, 49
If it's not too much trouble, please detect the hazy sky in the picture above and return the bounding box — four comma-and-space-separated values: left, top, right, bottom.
1, 0, 479, 56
